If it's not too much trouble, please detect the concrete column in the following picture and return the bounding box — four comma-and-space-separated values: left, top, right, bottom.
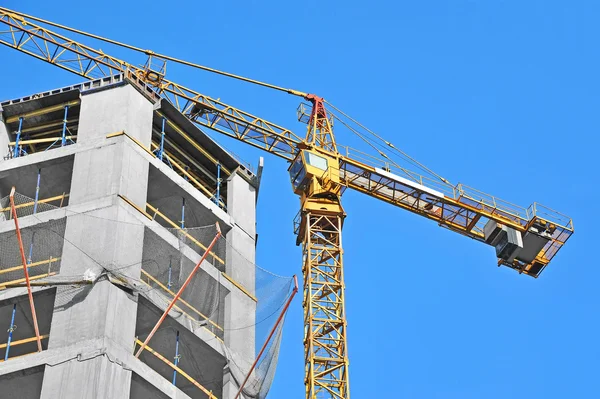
77, 83, 153, 146
225, 171, 257, 290
223, 170, 257, 399
69, 84, 153, 208
39, 83, 152, 399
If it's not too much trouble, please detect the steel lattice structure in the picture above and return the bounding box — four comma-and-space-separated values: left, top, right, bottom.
302, 213, 349, 399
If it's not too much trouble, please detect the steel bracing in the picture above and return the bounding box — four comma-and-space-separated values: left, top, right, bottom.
302, 212, 349, 399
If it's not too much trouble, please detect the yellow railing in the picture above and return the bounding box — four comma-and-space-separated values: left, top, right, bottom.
0, 257, 60, 276
133, 339, 217, 399
0, 335, 49, 362
0, 272, 57, 290
9, 136, 77, 146
0, 193, 69, 215
146, 203, 225, 266
118, 194, 258, 304
107, 131, 219, 205
140, 269, 223, 335
149, 140, 215, 199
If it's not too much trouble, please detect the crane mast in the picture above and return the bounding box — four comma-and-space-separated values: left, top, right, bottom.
0, 7, 575, 399
294, 95, 350, 398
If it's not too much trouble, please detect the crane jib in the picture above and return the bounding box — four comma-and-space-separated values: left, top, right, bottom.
339, 157, 573, 277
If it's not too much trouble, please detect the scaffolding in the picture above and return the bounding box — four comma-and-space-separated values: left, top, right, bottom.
0, 188, 295, 398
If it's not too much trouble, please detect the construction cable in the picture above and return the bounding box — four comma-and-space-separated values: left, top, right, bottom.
326, 99, 452, 185
331, 113, 420, 181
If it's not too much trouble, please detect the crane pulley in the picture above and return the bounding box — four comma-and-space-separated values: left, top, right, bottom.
0, 7, 574, 399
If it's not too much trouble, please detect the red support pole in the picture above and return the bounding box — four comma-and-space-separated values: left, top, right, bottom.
135, 222, 222, 358
234, 275, 299, 399
9, 187, 43, 352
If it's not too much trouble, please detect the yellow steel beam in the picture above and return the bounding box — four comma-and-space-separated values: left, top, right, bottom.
0, 257, 60, 275
146, 203, 225, 265
155, 111, 232, 175
5, 100, 80, 124
134, 339, 217, 398
9, 136, 76, 145
140, 269, 223, 332
151, 129, 216, 182
138, 277, 224, 343
0, 194, 69, 213
148, 141, 215, 199
106, 130, 152, 155
28, 126, 76, 139
21, 118, 78, 135
0, 272, 57, 290
109, 131, 217, 200
117, 194, 152, 220
0, 334, 49, 350
221, 271, 258, 302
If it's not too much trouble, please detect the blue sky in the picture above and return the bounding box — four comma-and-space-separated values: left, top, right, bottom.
0, 1, 597, 398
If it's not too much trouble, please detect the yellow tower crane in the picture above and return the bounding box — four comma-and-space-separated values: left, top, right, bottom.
0, 8, 575, 399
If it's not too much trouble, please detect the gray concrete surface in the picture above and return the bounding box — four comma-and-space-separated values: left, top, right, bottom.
39, 84, 150, 396
222, 170, 258, 399
77, 84, 153, 146
0, 79, 258, 399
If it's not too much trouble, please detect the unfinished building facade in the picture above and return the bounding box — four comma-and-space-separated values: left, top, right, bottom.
0, 75, 269, 399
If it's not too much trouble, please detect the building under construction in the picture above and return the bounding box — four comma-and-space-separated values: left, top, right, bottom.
0, 7, 576, 399
0, 75, 293, 399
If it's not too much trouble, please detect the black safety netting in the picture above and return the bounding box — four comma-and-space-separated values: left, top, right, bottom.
0, 191, 295, 399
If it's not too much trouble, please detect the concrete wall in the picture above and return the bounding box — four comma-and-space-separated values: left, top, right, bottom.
0, 80, 259, 399
77, 84, 153, 146
70, 84, 153, 207
39, 84, 154, 399
223, 170, 258, 399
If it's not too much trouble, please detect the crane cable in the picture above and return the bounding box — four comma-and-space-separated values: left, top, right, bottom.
334, 113, 445, 185
331, 115, 421, 182
0, 7, 307, 98
326, 100, 452, 185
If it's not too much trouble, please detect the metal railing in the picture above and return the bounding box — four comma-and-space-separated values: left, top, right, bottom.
338, 147, 573, 232
0, 193, 69, 221
139, 269, 223, 338
133, 339, 217, 398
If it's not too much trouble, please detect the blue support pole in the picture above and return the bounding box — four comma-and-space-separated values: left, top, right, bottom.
167, 256, 172, 291
214, 162, 222, 207
4, 304, 17, 361
27, 231, 36, 268
33, 168, 41, 214
13, 117, 23, 158
181, 197, 185, 229
158, 117, 166, 161
61, 106, 69, 147
172, 330, 180, 385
